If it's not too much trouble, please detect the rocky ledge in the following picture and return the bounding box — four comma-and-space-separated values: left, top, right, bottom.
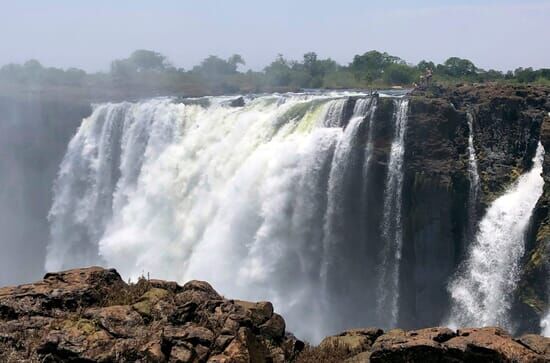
1, 267, 550, 363
0, 267, 302, 362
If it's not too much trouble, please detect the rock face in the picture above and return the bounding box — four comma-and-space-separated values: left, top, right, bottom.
319, 84, 550, 332
0, 267, 303, 362
398, 84, 550, 330
301, 326, 550, 363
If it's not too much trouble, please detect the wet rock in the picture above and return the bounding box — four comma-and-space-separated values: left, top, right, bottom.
229, 96, 245, 107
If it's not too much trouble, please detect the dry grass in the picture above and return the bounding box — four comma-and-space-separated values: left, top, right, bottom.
294, 340, 356, 363
102, 277, 153, 307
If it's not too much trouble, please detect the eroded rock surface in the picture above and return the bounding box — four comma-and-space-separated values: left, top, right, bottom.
0, 267, 303, 362
3, 267, 550, 362
310, 326, 550, 363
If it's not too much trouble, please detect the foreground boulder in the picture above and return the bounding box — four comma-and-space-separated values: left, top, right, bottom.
299, 326, 550, 362
0, 267, 303, 362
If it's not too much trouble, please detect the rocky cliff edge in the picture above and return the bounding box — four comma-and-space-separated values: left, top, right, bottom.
2, 267, 550, 362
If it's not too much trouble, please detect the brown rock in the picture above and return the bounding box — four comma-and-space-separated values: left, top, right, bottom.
84, 305, 143, 337
259, 313, 285, 339
234, 300, 274, 325
170, 344, 194, 362
321, 328, 383, 353
516, 334, 550, 358
368, 326, 548, 363
370, 327, 449, 362
0, 267, 298, 362
445, 327, 544, 362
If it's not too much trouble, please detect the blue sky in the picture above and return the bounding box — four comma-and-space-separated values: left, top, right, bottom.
0, 0, 548, 71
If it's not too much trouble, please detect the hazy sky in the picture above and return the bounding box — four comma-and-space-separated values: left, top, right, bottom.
1, 0, 549, 72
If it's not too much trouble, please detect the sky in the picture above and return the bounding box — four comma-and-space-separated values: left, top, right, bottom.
0, 0, 549, 72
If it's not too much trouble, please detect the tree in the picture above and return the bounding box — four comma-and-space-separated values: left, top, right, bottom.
127, 50, 168, 72
417, 60, 436, 72
264, 54, 292, 87
228, 54, 245, 70
514, 67, 538, 83
109, 50, 170, 80
383, 63, 417, 85
441, 57, 478, 77
350, 50, 404, 82
193, 55, 245, 77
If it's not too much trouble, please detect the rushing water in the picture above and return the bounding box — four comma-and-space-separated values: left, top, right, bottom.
46, 91, 548, 340
466, 111, 480, 239
447, 143, 545, 330
376, 98, 409, 327
47, 93, 399, 341
542, 308, 550, 337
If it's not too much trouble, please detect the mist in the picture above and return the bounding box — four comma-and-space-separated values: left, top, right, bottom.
0, 93, 91, 286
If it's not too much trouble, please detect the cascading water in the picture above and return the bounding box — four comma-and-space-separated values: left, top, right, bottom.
447, 143, 545, 330
542, 293, 550, 336
323, 98, 347, 127
376, 98, 409, 327
47, 92, 395, 342
466, 111, 480, 238
321, 97, 374, 284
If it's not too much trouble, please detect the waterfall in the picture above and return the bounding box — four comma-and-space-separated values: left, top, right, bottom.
376, 98, 409, 327
321, 97, 374, 285
47, 92, 400, 342
542, 298, 550, 337
323, 99, 347, 127
466, 111, 480, 238
447, 143, 545, 330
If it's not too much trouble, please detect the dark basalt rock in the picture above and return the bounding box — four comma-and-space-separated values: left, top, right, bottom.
393, 84, 550, 331
228, 96, 245, 107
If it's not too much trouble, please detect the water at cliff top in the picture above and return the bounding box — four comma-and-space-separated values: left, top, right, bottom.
47, 92, 410, 341
447, 143, 545, 330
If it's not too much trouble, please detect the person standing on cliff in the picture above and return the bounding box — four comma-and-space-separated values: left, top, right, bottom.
426, 68, 433, 87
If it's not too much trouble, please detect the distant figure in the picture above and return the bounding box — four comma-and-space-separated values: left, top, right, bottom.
419, 75, 426, 88
425, 68, 433, 87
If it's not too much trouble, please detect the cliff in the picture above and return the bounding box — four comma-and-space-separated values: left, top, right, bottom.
380, 84, 549, 330
1, 267, 550, 362
322, 84, 550, 331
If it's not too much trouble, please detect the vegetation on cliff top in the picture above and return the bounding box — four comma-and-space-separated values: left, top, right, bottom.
1, 49, 549, 99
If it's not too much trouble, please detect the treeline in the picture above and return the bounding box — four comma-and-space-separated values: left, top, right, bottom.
1, 49, 549, 98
